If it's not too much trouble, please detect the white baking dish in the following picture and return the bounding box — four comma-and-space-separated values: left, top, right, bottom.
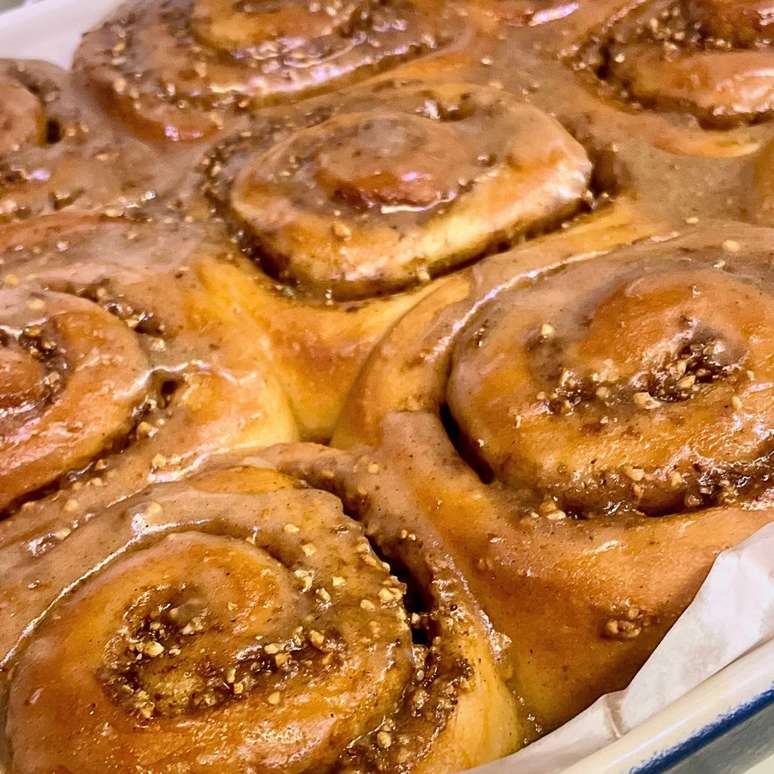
1, 2, 772, 771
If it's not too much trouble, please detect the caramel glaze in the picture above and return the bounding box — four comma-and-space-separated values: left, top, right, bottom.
218, 82, 591, 300
268, 223, 774, 734
0, 460, 523, 772
191, 75, 597, 438
0, 0, 773, 768
123, 0, 774, 442
0, 60, 178, 222
0, 212, 297, 518
73, 0, 465, 143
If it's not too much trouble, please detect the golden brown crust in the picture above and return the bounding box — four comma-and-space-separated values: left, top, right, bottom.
223, 82, 591, 299
322, 222, 774, 732
73, 0, 465, 142
0, 460, 523, 773
0, 60, 170, 221
189, 222, 439, 441
0, 0, 774, 768
0, 212, 297, 516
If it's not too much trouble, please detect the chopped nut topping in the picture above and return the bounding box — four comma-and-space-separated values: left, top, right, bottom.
722, 239, 741, 253
331, 221, 352, 240
63, 498, 80, 513
377, 731, 393, 749
308, 630, 326, 649
604, 618, 642, 640
633, 391, 660, 410
143, 640, 165, 658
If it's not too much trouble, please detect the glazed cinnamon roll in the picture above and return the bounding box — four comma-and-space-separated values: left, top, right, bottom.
269, 223, 774, 734
195, 79, 595, 436
74, 0, 464, 143
216, 82, 592, 298
0, 460, 522, 773
0, 212, 296, 516
0, 60, 163, 221
586, 0, 774, 127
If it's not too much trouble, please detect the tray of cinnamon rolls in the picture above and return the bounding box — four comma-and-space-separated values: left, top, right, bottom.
0, 0, 773, 771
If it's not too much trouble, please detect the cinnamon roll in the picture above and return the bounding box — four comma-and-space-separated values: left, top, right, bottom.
216, 82, 592, 299
194, 79, 595, 436
0, 460, 522, 773
586, 0, 774, 127
0, 60, 163, 222
446, 0, 774, 214
74, 0, 464, 143
269, 223, 774, 733
0, 212, 296, 516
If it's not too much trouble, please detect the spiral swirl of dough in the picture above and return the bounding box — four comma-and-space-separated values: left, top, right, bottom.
292, 224, 774, 731
0, 461, 522, 773
209, 82, 592, 299
74, 0, 462, 142
602, 0, 774, 127
0, 212, 296, 516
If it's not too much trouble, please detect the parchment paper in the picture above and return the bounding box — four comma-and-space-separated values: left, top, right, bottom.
476, 524, 774, 772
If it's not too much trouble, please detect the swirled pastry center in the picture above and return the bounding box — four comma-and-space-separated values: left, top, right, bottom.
192, 0, 367, 52
225, 84, 591, 298
589, 0, 774, 126
5, 476, 419, 773
448, 260, 774, 515
0, 289, 150, 513
99, 538, 336, 720
298, 113, 469, 210
75, 0, 456, 142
